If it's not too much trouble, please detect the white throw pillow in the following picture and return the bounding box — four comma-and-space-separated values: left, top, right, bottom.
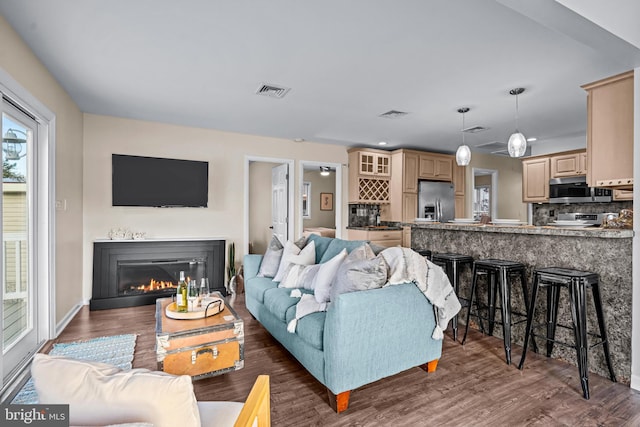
273, 240, 315, 282
31, 354, 201, 427
313, 249, 347, 303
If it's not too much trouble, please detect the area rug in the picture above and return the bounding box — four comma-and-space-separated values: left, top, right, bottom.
11, 333, 137, 404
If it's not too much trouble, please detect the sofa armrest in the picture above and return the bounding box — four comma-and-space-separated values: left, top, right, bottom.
243, 254, 264, 281
323, 283, 441, 395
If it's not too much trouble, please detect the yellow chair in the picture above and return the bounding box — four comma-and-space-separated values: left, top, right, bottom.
198, 375, 271, 427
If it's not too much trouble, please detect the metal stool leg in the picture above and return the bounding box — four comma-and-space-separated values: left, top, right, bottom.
591, 282, 617, 382
451, 261, 460, 341
487, 271, 497, 336
519, 268, 538, 354
569, 278, 590, 399
462, 264, 480, 345
498, 268, 512, 365
546, 283, 561, 357
518, 273, 540, 370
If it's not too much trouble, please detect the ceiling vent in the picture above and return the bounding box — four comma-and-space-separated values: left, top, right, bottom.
463, 125, 488, 133
379, 110, 409, 119
256, 83, 291, 99
475, 141, 507, 151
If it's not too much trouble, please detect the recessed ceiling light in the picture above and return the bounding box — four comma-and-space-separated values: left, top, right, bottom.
378, 141, 388, 146
527, 137, 537, 142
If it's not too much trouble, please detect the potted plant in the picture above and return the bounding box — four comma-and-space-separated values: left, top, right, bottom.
226, 242, 237, 296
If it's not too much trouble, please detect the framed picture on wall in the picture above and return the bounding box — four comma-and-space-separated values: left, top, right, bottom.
320, 192, 333, 211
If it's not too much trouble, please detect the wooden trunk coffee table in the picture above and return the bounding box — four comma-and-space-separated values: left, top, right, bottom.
155, 293, 244, 380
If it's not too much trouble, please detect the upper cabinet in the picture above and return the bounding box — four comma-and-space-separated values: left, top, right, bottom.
582, 70, 634, 189
452, 163, 466, 217
418, 154, 453, 181
550, 150, 587, 178
348, 148, 391, 203
522, 157, 550, 202
357, 151, 391, 176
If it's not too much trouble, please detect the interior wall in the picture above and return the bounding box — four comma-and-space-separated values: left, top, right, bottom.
466, 152, 527, 220
0, 15, 84, 325
303, 170, 336, 229
249, 161, 278, 254
82, 114, 348, 301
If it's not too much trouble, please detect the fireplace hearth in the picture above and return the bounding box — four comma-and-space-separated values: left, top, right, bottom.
91, 239, 225, 310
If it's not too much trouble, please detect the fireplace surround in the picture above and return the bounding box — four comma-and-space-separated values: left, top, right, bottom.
91, 239, 225, 310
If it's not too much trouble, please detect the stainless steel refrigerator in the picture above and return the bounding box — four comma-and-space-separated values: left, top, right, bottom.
418, 180, 455, 222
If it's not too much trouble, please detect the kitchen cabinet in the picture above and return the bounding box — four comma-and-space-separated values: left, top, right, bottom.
402, 226, 411, 248
452, 163, 466, 217
582, 70, 634, 190
348, 148, 391, 203
613, 189, 633, 201
550, 150, 587, 178
348, 228, 402, 248
522, 157, 550, 202
356, 150, 391, 176
418, 154, 453, 181
389, 149, 420, 222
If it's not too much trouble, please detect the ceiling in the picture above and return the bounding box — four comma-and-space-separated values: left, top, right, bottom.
1, 0, 639, 156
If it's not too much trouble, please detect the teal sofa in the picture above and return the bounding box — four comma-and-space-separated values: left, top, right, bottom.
243, 235, 442, 413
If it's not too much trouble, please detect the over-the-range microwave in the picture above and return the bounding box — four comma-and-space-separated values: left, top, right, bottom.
549, 176, 612, 204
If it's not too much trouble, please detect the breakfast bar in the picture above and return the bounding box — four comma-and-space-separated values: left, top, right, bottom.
411, 222, 633, 383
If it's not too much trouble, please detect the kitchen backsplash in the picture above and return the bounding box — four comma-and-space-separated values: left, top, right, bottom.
532, 201, 633, 226
348, 203, 380, 227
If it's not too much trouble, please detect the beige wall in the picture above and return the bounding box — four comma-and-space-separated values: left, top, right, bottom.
303, 170, 336, 229
0, 15, 84, 324
82, 114, 349, 300
249, 161, 279, 254
465, 152, 527, 221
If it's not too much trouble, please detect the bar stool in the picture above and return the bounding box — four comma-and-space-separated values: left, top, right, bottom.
462, 259, 533, 365
416, 249, 432, 261
431, 253, 473, 341
518, 267, 617, 399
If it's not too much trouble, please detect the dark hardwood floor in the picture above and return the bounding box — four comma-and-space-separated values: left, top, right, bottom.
49, 294, 640, 426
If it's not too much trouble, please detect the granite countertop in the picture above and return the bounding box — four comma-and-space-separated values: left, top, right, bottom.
407, 222, 633, 239
347, 226, 403, 231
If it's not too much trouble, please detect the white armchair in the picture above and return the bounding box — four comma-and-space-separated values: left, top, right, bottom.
30, 354, 270, 427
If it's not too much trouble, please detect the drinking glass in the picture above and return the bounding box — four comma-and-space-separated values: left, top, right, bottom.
187, 279, 199, 311
200, 278, 210, 298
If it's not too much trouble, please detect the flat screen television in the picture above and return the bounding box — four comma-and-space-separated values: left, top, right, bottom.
112, 154, 208, 207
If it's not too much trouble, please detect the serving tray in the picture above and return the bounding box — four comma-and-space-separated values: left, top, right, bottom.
165, 297, 225, 320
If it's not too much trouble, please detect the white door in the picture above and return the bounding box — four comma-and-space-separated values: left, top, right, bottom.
1, 100, 40, 383
271, 164, 288, 244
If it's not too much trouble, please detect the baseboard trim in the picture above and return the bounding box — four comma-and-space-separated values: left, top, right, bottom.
55, 302, 83, 338
630, 374, 640, 391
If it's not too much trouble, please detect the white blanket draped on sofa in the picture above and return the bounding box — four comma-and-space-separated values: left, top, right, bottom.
288, 247, 461, 340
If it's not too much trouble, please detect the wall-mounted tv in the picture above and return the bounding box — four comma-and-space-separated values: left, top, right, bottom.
112, 154, 208, 207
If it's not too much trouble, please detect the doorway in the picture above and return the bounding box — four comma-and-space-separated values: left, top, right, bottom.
0, 82, 54, 391
472, 168, 498, 220
245, 157, 295, 255
298, 161, 342, 238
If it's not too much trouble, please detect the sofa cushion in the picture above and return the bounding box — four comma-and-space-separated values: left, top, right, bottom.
306, 234, 334, 264
330, 255, 388, 302
319, 238, 368, 264
313, 249, 347, 303
273, 240, 316, 282
295, 311, 326, 351
257, 235, 284, 278
245, 277, 278, 304
31, 354, 200, 427
278, 263, 321, 289
263, 287, 302, 322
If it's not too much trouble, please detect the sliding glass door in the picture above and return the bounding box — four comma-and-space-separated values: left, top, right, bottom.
1, 100, 39, 382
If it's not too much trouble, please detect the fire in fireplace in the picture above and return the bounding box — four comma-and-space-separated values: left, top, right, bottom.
117, 259, 206, 296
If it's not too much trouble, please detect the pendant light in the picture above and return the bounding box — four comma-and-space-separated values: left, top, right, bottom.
455, 107, 471, 166
507, 88, 527, 158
